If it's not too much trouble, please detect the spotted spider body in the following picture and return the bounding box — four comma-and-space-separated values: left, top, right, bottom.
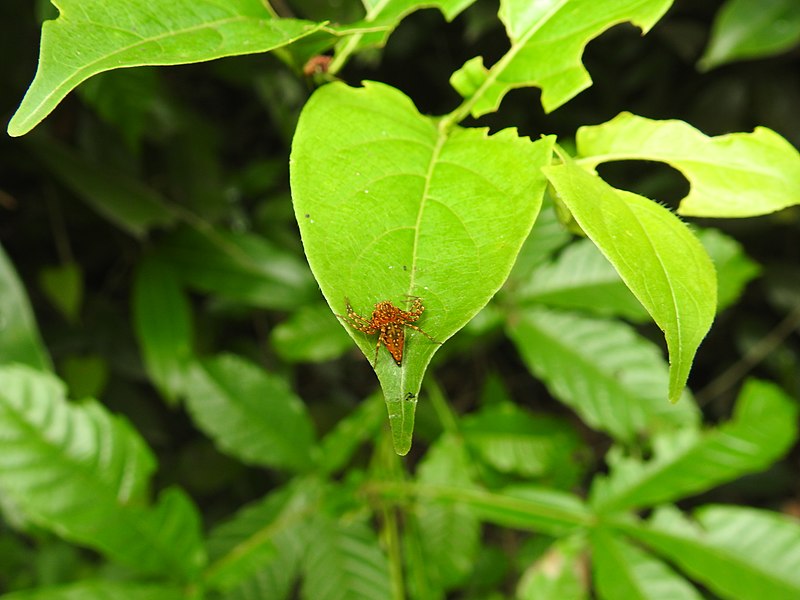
337, 296, 439, 366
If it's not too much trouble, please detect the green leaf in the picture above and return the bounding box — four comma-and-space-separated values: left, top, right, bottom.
271, 302, 353, 363
449, 0, 671, 117
133, 256, 194, 406
331, 0, 474, 62
184, 354, 316, 471
0, 581, 186, 600
414, 434, 480, 592
156, 227, 318, 310
508, 307, 699, 442
317, 392, 386, 476
420, 485, 591, 536
575, 112, 800, 218
205, 478, 322, 591
462, 401, 583, 482
58, 354, 109, 399
697, 228, 760, 311
290, 80, 553, 454
505, 199, 572, 288
0, 244, 51, 371
699, 0, 800, 70
590, 379, 798, 513
543, 162, 717, 403
0, 365, 205, 577
590, 529, 703, 600
38, 262, 83, 323
76, 67, 163, 152
628, 504, 800, 600
8, 0, 330, 136
515, 238, 649, 321
300, 516, 392, 600
26, 136, 176, 237
517, 536, 589, 600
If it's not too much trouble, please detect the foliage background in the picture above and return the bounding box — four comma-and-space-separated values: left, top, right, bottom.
0, 0, 799, 597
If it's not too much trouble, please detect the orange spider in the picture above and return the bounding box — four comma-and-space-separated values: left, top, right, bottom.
336, 296, 440, 366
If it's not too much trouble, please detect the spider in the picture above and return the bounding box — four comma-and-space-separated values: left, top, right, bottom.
336, 296, 440, 366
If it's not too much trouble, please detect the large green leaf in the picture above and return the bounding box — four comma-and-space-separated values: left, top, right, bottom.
290, 80, 553, 454
133, 255, 194, 406
0, 245, 51, 371
515, 238, 649, 321
543, 162, 717, 403
204, 478, 322, 592
576, 112, 800, 218
156, 228, 318, 310
448, 0, 672, 117
590, 379, 798, 513
627, 505, 800, 600
590, 529, 702, 600
462, 401, 584, 482
696, 228, 760, 311
8, 0, 329, 136
413, 434, 480, 593
0, 365, 205, 577
517, 536, 588, 600
184, 354, 316, 472
26, 136, 176, 238
0, 581, 185, 600
270, 302, 352, 364
699, 0, 800, 70
508, 307, 699, 442
316, 392, 386, 476
38, 262, 83, 324
300, 516, 392, 600
396, 484, 591, 536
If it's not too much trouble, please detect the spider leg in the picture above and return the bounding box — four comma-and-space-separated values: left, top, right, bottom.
405, 323, 440, 343
402, 295, 425, 318
373, 335, 382, 366
335, 313, 377, 334
336, 298, 377, 333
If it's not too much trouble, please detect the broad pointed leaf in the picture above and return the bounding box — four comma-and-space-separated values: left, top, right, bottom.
317, 392, 386, 476
414, 434, 480, 592
516, 238, 649, 321
591, 529, 702, 600
697, 228, 760, 311
133, 255, 194, 406
517, 536, 589, 600
38, 262, 83, 324
205, 478, 322, 591
543, 162, 717, 402
301, 516, 392, 600
432, 485, 591, 536
508, 307, 699, 442
699, 0, 800, 70
628, 505, 800, 600
590, 379, 798, 513
156, 227, 318, 310
8, 0, 329, 136
0, 365, 205, 577
462, 401, 584, 483
26, 136, 176, 237
184, 354, 316, 472
576, 112, 800, 217
449, 0, 672, 117
270, 302, 352, 363
0, 244, 51, 371
290, 80, 553, 454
